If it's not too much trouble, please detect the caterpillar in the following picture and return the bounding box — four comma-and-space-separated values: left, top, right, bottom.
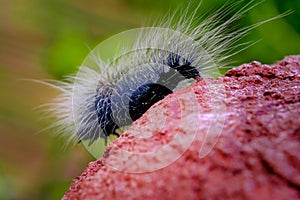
44, 1, 288, 155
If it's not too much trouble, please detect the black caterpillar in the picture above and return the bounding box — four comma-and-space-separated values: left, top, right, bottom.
45, 1, 287, 153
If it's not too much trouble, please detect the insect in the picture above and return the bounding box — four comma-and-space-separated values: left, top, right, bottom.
44, 1, 287, 154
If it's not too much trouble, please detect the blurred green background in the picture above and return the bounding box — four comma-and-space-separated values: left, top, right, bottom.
0, 0, 299, 199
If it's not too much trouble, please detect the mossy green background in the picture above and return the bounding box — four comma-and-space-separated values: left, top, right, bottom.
0, 0, 299, 199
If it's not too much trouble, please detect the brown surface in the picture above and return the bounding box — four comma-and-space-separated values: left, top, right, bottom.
63, 56, 300, 200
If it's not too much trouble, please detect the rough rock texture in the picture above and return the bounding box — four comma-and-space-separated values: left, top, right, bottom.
63, 56, 300, 200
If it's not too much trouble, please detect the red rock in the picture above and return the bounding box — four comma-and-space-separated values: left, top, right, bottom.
63, 56, 300, 200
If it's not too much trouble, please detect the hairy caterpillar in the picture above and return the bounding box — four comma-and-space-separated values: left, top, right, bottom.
43, 1, 288, 155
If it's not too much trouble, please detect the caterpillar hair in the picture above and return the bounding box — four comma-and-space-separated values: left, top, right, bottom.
42, 1, 288, 149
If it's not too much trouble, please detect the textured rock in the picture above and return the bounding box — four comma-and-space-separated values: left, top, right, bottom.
63, 56, 300, 200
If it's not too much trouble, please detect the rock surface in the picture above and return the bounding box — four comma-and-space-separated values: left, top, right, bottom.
63, 56, 300, 200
